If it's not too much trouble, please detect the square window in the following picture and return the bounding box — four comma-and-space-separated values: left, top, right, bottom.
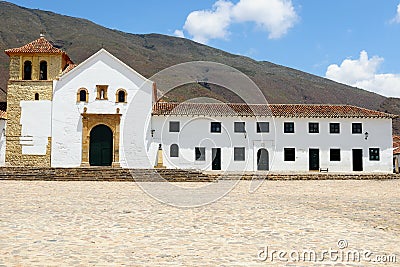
234, 122, 246, 133
284, 148, 295, 161
195, 147, 205, 161
369, 148, 380, 161
234, 147, 245, 161
257, 122, 269, 133
330, 123, 340, 134
211, 122, 222, 133
330, 149, 341, 161
284, 122, 295, 133
352, 123, 362, 134
309, 122, 319, 133
169, 121, 180, 132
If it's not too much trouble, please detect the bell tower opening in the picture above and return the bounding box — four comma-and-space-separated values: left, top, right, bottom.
23, 61, 32, 80
39, 61, 47, 80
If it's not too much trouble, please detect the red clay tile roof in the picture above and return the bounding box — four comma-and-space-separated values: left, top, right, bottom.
0, 110, 6, 120
61, 64, 77, 76
5, 37, 71, 62
154, 102, 272, 116
393, 136, 400, 154
153, 102, 397, 119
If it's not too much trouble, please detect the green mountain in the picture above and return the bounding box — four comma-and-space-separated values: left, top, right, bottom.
0, 1, 399, 132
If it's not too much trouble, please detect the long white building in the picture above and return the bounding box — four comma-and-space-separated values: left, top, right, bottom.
2, 37, 396, 173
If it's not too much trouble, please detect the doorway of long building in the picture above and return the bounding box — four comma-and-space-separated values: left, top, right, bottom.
89, 124, 113, 166
352, 149, 363, 171
257, 148, 269, 171
212, 148, 221, 170
309, 149, 320, 171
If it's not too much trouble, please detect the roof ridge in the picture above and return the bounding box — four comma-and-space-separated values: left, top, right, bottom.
154, 102, 376, 108
152, 102, 397, 118
155, 102, 363, 106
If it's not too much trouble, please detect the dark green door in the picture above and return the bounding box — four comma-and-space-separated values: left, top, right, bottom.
309, 149, 319, 171
89, 125, 113, 166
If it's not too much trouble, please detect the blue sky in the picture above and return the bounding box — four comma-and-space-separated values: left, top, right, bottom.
6, 0, 400, 97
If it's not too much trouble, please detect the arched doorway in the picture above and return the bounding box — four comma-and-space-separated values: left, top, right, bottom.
89, 124, 113, 166
257, 148, 269, 171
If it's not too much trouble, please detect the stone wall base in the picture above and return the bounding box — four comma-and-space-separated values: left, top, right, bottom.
0, 167, 398, 182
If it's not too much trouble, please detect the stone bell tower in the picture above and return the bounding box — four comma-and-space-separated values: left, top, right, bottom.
4, 35, 73, 166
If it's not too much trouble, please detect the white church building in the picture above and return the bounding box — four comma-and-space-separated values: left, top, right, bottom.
2, 37, 396, 173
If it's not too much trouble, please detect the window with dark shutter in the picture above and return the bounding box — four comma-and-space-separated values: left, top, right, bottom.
284, 122, 294, 133
169, 121, 180, 132
330, 123, 340, 134
330, 149, 341, 161
369, 148, 380, 161
195, 147, 205, 161
234, 122, 245, 133
284, 148, 295, 161
257, 122, 269, 133
234, 147, 245, 161
352, 123, 362, 134
211, 122, 221, 133
309, 122, 319, 133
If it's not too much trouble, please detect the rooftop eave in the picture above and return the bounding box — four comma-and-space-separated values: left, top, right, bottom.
152, 113, 395, 119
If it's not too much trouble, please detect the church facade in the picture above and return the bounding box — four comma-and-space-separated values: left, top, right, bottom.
1, 37, 395, 173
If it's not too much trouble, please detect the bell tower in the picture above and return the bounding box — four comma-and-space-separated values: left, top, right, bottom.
4, 35, 73, 166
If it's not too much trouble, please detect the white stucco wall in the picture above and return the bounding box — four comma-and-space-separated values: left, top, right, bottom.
121, 85, 154, 169
51, 49, 153, 168
152, 115, 393, 173
20, 100, 52, 155
47, 48, 394, 173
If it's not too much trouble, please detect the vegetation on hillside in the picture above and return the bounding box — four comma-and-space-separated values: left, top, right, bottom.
0, 1, 399, 132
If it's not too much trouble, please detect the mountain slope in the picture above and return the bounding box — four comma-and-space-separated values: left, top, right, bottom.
0, 1, 399, 132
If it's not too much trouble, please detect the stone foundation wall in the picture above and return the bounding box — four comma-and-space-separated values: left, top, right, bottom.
9, 56, 20, 80
212, 173, 399, 180
0, 167, 397, 182
5, 81, 53, 167
0, 168, 213, 182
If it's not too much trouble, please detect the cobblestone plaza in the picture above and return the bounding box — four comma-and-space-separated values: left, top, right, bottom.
0, 180, 399, 266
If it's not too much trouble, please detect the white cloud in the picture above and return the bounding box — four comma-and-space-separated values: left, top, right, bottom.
326, 51, 382, 85
391, 3, 400, 23
232, 0, 298, 39
182, 0, 233, 44
176, 0, 298, 44
174, 30, 185, 38
326, 51, 400, 97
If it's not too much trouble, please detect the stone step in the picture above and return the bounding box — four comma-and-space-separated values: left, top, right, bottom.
211, 173, 400, 180
0, 167, 398, 182
0, 167, 215, 182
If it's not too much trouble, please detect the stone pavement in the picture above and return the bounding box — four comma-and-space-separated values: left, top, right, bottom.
0, 180, 399, 266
